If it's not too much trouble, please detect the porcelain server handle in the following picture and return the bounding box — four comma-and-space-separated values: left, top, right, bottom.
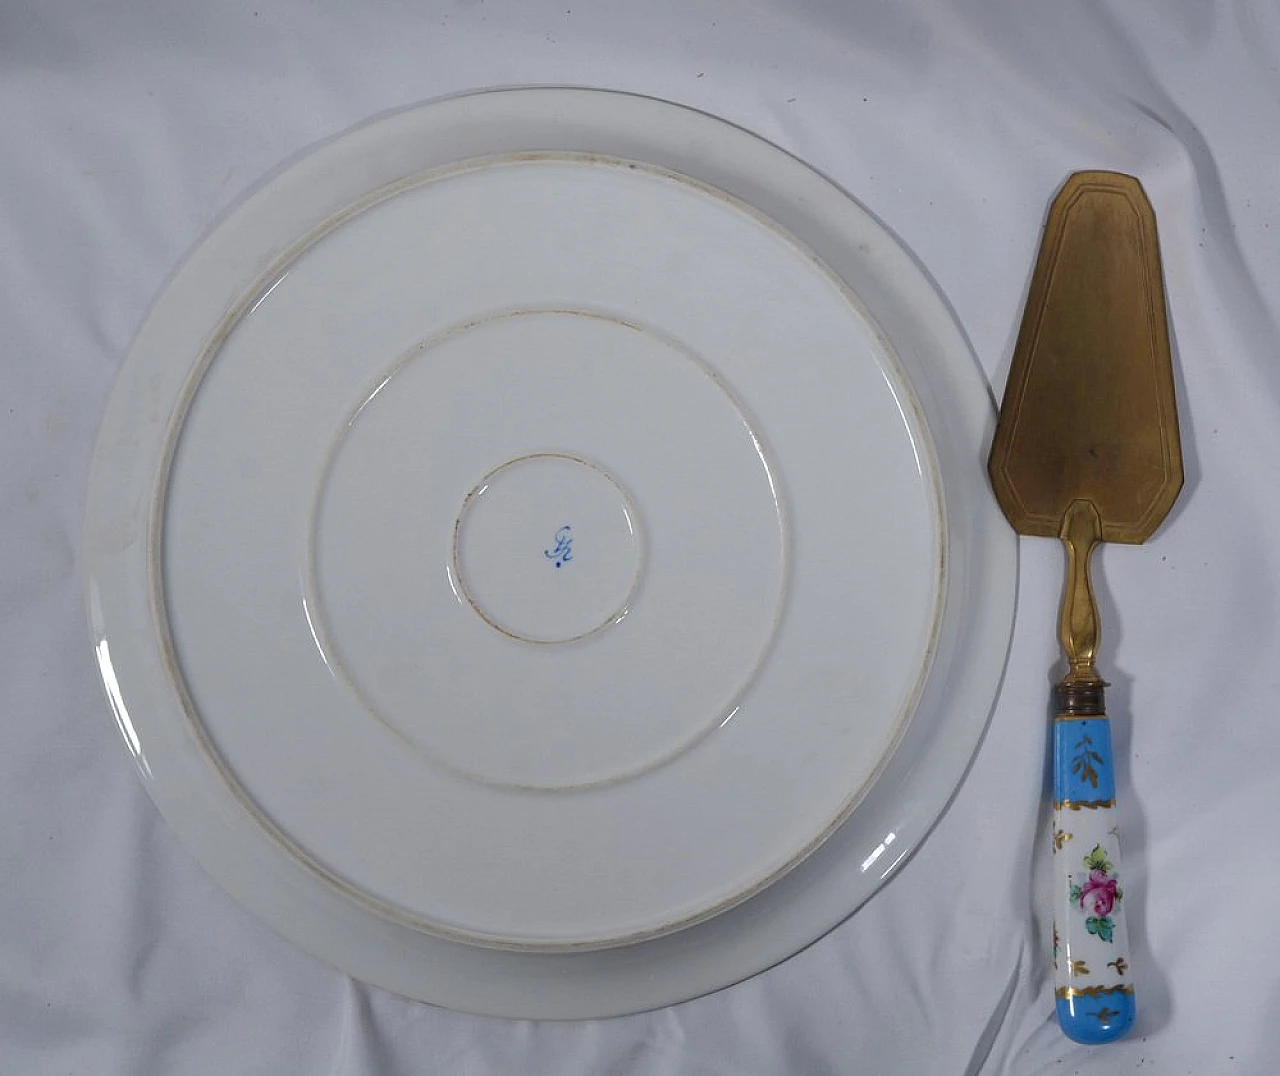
1051, 712, 1135, 1044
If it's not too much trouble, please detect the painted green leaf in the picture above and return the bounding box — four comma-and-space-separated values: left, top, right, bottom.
1083, 844, 1113, 874
1085, 916, 1115, 943
1068, 883, 1083, 903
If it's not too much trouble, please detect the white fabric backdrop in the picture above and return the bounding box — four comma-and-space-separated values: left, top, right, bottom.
3, 1, 1277, 1071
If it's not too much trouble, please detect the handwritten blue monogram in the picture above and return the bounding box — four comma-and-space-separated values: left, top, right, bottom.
544, 525, 573, 569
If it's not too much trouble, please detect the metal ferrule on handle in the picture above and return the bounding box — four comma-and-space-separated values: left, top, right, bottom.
1051, 690, 1134, 1044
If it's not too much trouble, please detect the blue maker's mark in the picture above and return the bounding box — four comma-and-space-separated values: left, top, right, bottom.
544, 525, 573, 569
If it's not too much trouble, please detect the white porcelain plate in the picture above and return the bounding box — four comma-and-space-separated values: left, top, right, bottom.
85, 88, 1015, 1016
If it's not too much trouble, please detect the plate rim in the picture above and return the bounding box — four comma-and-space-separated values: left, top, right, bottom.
83, 85, 1016, 1018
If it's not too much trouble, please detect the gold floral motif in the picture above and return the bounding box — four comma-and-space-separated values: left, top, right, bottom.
1107, 957, 1128, 976
1070, 732, 1105, 789
1053, 827, 1073, 850
1069, 959, 1089, 976
1095, 1006, 1121, 1023
1053, 797, 1116, 811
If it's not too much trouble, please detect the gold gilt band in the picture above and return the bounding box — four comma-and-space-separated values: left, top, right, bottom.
1055, 984, 1134, 1000
1053, 798, 1116, 811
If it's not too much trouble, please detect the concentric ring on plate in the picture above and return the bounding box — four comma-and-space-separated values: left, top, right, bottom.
148, 152, 940, 950
304, 306, 789, 792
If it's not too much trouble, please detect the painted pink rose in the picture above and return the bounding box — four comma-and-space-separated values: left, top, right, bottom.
1080, 868, 1118, 917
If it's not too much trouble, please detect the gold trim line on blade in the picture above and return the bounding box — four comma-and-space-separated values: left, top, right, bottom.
1053, 798, 1116, 811
1055, 984, 1134, 1000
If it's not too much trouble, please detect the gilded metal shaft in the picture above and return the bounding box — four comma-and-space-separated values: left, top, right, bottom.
1057, 499, 1106, 700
